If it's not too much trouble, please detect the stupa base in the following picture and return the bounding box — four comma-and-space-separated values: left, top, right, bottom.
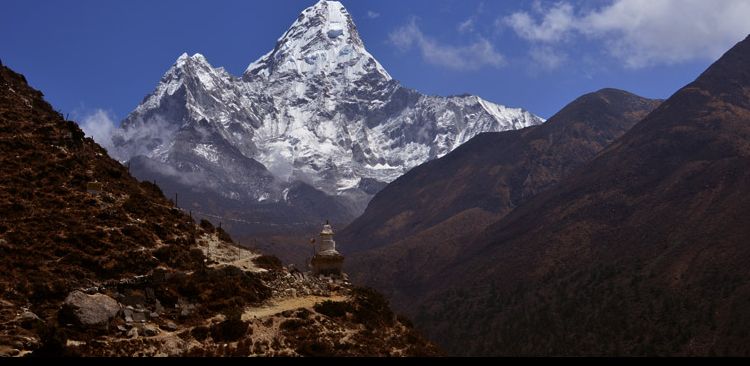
311, 254, 344, 276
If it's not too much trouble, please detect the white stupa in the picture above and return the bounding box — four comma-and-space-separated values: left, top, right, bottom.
318, 223, 339, 256
311, 221, 344, 275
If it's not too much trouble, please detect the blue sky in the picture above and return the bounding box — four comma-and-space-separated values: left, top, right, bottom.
2, 0, 749, 122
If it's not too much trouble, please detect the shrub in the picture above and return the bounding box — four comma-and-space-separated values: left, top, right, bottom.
295, 339, 333, 357
31, 325, 78, 357
211, 307, 248, 342
191, 326, 209, 341
314, 300, 353, 318
252, 255, 283, 271
199, 219, 214, 232
351, 287, 395, 328
397, 314, 415, 329
279, 318, 310, 331
139, 180, 163, 196
216, 227, 234, 244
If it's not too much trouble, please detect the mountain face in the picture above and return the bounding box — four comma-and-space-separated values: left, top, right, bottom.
405, 35, 750, 356
0, 63, 439, 357
110, 0, 543, 240
337, 88, 659, 312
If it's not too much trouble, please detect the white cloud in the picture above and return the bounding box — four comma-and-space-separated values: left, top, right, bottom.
78, 109, 117, 152
264, 150, 294, 183
110, 114, 178, 161
367, 10, 380, 19
503, 2, 575, 42
502, 0, 750, 68
390, 19, 505, 71
457, 18, 475, 33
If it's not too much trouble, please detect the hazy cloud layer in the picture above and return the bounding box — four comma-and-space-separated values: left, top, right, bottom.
110, 115, 179, 161
390, 18, 505, 71
367, 10, 380, 19
78, 109, 117, 152
502, 0, 750, 68
264, 150, 294, 183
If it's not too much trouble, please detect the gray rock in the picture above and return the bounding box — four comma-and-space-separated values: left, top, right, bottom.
18, 310, 42, 329
117, 325, 127, 332
126, 327, 138, 338
161, 321, 178, 332
62, 291, 120, 327
142, 324, 160, 337
132, 312, 147, 322
150, 312, 159, 318
155, 300, 164, 314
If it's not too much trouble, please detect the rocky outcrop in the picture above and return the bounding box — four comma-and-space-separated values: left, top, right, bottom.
62, 291, 120, 327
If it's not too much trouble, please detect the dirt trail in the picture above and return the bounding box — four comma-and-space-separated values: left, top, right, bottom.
242, 295, 347, 320
197, 233, 265, 273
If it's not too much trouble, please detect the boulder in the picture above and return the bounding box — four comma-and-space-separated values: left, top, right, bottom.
155, 300, 165, 314
62, 291, 120, 327
18, 310, 43, 329
142, 324, 160, 337
161, 321, 178, 332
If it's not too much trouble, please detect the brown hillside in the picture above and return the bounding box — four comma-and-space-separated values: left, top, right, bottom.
0, 63, 438, 357
414, 35, 750, 356
340, 89, 659, 310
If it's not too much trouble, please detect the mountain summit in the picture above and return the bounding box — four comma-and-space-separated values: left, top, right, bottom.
111, 0, 543, 249
245, 0, 391, 82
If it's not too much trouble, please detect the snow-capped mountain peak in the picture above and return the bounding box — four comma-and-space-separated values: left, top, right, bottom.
244, 0, 391, 82
115, 0, 544, 230
132, 53, 227, 116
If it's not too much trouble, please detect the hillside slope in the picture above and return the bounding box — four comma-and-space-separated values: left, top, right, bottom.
414, 35, 750, 356
0, 63, 438, 357
339, 89, 659, 309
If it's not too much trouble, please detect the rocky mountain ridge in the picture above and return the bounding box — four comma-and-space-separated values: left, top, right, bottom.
110, 0, 543, 240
